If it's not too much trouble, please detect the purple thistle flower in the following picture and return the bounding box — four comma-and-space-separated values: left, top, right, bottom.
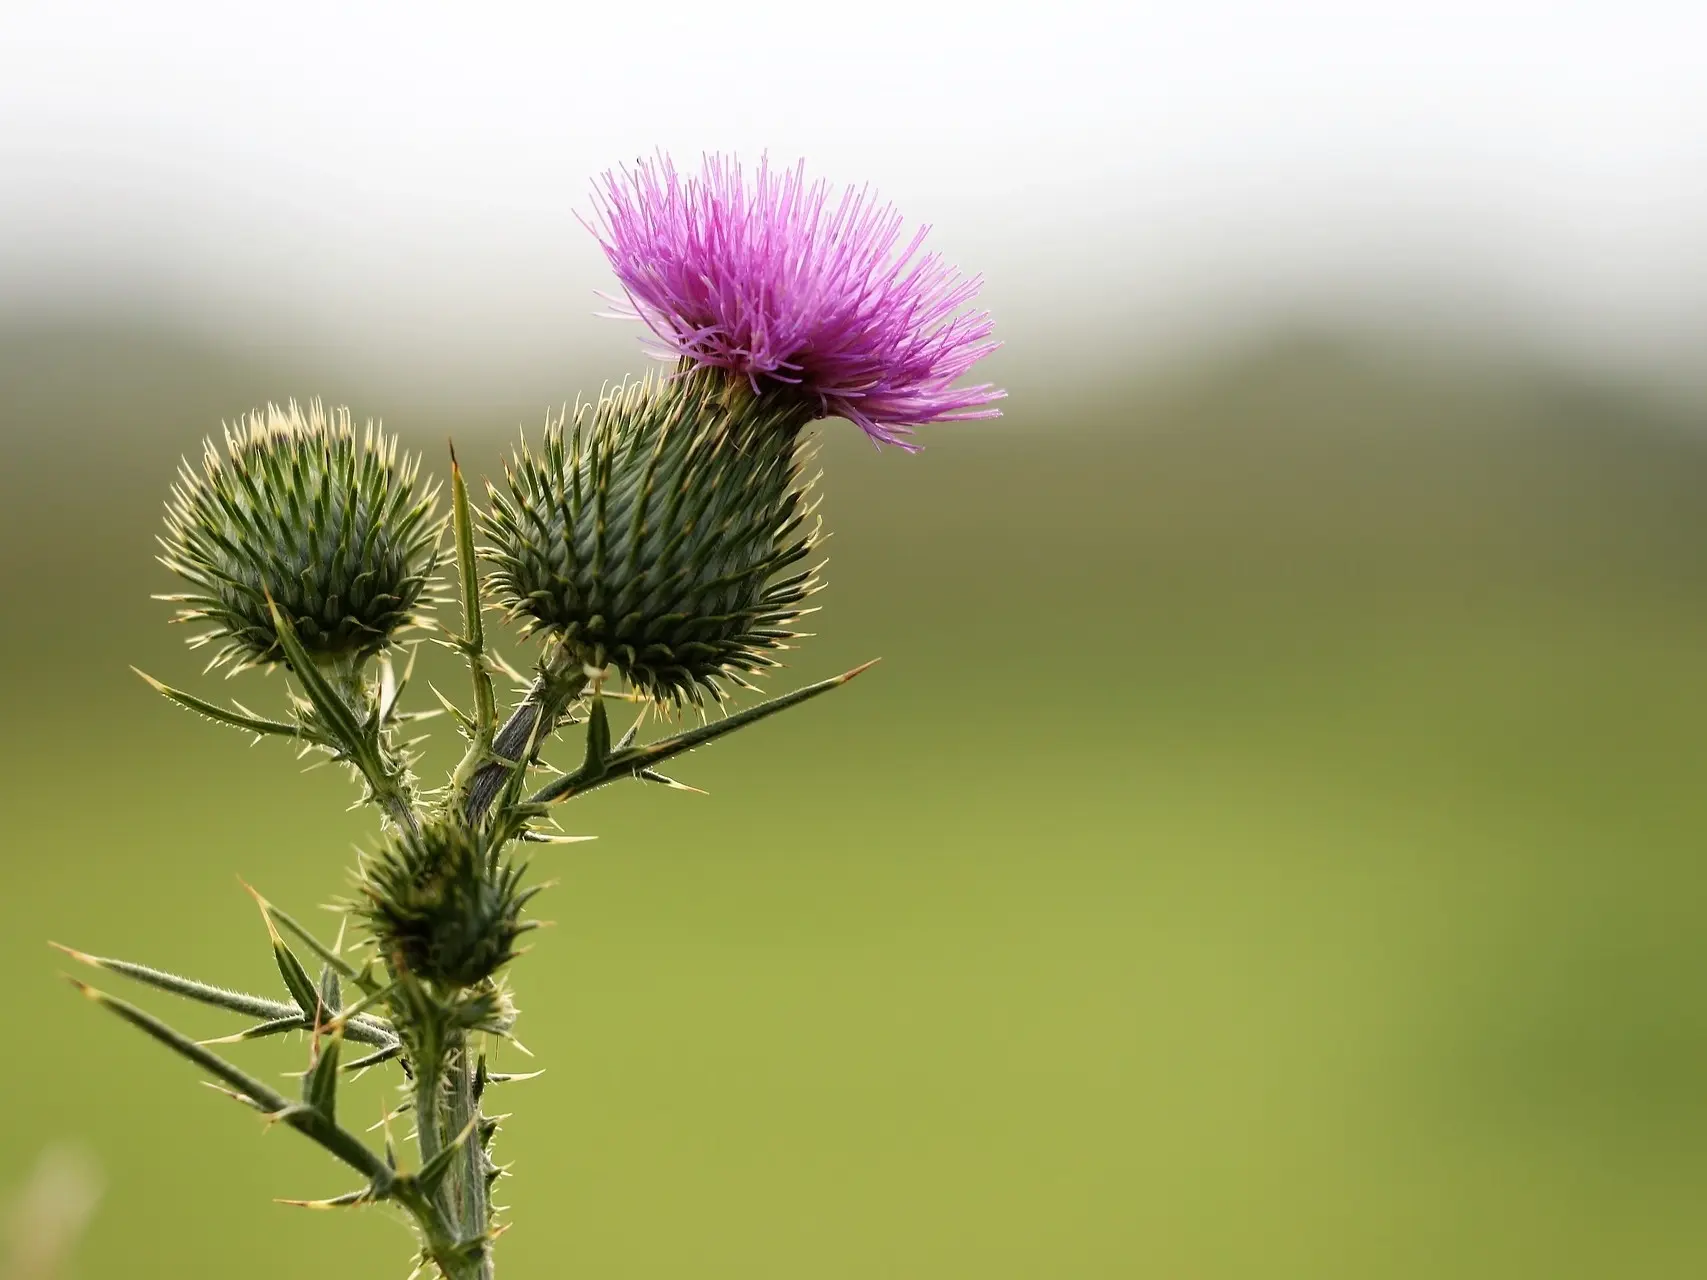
586, 153, 1004, 448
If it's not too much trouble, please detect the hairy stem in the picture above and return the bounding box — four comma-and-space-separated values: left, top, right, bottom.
415, 1053, 445, 1187
326, 657, 421, 835
463, 644, 587, 823
374, 778, 421, 837
444, 1038, 494, 1278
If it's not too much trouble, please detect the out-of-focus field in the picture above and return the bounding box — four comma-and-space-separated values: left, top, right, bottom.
3, 325, 1707, 1277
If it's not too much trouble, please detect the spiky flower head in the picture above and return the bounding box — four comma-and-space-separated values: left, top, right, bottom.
587, 153, 1004, 448
159, 401, 441, 670
356, 820, 536, 990
483, 366, 817, 706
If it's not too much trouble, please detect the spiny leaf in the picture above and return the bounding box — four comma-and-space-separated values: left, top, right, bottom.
369, 1100, 414, 1132
447, 446, 504, 813
203, 1080, 265, 1111
531, 659, 877, 805
132, 668, 305, 739
266, 595, 369, 752
277, 1185, 378, 1209
376, 650, 401, 725
324, 978, 397, 1038
429, 683, 475, 732
254, 891, 374, 993
623, 659, 878, 773
247, 885, 324, 1019
488, 648, 528, 686
51, 943, 299, 1022
485, 1070, 546, 1086
637, 767, 707, 794
199, 1015, 305, 1046
48, 943, 398, 1048
344, 1043, 403, 1074
583, 695, 611, 772
66, 979, 385, 1179
614, 705, 647, 752
275, 941, 321, 1019
304, 1026, 344, 1120
316, 920, 347, 1012
450, 446, 487, 661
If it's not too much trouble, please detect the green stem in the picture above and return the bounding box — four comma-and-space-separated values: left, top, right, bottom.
327, 657, 420, 835
463, 641, 586, 824
415, 1052, 445, 1187
444, 1037, 495, 1279
374, 777, 421, 836
407, 1019, 494, 1279
529, 659, 877, 807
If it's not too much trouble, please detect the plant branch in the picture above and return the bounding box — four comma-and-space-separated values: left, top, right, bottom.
530, 659, 877, 807
51, 944, 396, 1048
443, 1037, 495, 1279
68, 979, 388, 1181
132, 668, 305, 739
265, 596, 420, 834
462, 643, 587, 824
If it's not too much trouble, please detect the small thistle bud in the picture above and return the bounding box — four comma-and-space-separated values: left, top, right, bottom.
159, 401, 441, 670
482, 367, 819, 705
355, 821, 535, 989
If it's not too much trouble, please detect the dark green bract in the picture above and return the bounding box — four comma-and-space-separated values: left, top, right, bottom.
356, 821, 537, 990
482, 368, 820, 705
160, 401, 441, 669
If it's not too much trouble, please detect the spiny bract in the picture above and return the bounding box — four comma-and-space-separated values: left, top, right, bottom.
159, 400, 442, 670
355, 820, 537, 990
482, 367, 820, 705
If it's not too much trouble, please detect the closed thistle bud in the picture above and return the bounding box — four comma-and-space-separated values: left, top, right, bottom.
355, 821, 536, 989
159, 400, 441, 670
482, 366, 819, 705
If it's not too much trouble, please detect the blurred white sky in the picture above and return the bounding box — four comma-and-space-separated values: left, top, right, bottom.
3, 0, 1706, 389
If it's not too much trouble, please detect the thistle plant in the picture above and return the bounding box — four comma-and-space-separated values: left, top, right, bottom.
57, 153, 1000, 1279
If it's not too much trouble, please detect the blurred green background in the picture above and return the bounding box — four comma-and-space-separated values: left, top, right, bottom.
4, 322, 1707, 1276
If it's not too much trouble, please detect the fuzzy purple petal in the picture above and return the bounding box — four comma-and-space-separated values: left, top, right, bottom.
586, 154, 1004, 447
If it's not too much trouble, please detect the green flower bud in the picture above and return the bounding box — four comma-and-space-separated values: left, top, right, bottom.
159, 400, 441, 670
482, 368, 819, 705
356, 821, 535, 989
